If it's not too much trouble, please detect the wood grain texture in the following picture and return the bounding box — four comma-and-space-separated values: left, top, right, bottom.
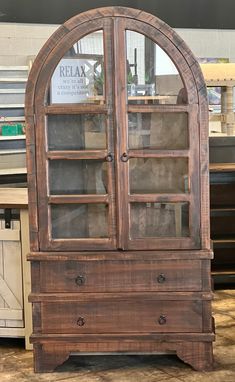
33, 339, 214, 373
38, 259, 203, 293
28, 250, 213, 261
39, 299, 204, 334
30, 332, 215, 342
25, 6, 213, 373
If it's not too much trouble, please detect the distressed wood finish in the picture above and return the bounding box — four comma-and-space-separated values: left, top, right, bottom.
0, 220, 24, 331
39, 299, 205, 334
25, 6, 214, 373
38, 259, 203, 293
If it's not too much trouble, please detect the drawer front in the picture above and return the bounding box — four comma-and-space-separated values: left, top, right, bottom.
39, 260, 202, 292
41, 299, 203, 334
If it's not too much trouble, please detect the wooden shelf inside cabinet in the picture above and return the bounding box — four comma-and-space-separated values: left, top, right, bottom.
212, 267, 235, 286
210, 163, 235, 172
210, 162, 235, 281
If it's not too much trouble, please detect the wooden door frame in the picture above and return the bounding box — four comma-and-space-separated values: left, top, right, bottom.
113, 18, 202, 250
25, 7, 210, 252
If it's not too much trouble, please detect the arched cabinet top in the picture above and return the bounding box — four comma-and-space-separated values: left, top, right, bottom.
25, 6, 208, 114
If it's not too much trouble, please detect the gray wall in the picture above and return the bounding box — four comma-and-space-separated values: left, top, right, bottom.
0, 23, 235, 66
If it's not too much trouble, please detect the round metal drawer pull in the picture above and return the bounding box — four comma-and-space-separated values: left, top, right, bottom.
158, 315, 167, 325
75, 275, 86, 286
77, 317, 85, 326
105, 152, 114, 162
121, 152, 129, 162
157, 273, 166, 284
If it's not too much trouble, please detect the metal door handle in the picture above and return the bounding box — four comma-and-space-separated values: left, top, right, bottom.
121, 152, 129, 162
105, 152, 114, 162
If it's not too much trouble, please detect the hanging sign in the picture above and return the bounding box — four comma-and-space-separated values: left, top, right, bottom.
50, 58, 94, 103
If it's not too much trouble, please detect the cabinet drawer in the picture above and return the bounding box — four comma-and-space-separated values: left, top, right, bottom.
40, 298, 203, 334
39, 260, 202, 292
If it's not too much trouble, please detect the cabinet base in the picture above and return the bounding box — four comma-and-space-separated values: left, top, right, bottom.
33, 338, 214, 373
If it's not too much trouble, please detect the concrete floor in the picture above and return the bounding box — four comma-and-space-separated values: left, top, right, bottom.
0, 289, 235, 382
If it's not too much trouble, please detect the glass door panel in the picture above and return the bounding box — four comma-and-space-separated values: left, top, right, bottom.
130, 202, 189, 238
39, 24, 116, 250
121, 28, 200, 249
128, 112, 188, 150
49, 159, 108, 195
126, 30, 186, 105
47, 114, 106, 150
49, 31, 105, 104
129, 158, 189, 194
51, 204, 108, 239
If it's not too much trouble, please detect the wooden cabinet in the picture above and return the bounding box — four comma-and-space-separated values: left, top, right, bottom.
25, 7, 214, 372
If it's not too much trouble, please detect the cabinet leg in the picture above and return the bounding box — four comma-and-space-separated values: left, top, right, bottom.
176, 342, 214, 371
34, 344, 70, 373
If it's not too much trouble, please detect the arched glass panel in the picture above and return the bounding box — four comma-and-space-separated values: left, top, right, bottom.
49, 30, 104, 104
126, 30, 187, 104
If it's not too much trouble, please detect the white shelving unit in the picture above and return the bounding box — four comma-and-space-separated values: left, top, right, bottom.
0, 66, 28, 177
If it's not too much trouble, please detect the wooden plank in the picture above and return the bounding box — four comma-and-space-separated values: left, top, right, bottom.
0, 66, 28, 71
28, 250, 213, 261
45, 104, 108, 114
0, 237, 5, 327
104, 18, 117, 247
48, 195, 109, 204
0, 308, 23, 320
0, 168, 27, 176
128, 150, 189, 158
1, 222, 23, 313
0, 327, 25, 337
0, 188, 28, 208
128, 104, 189, 113
128, 194, 189, 203
20, 209, 33, 350
0, 276, 22, 309
47, 150, 107, 160
6, 319, 24, 328
0, 89, 25, 94
29, 291, 213, 302
127, 237, 200, 251
0, 103, 24, 107
2, 219, 24, 329
48, 238, 115, 252
0, 116, 25, 122
113, 17, 129, 249
210, 163, 235, 172
30, 332, 215, 342
0, 229, 20, 241
0, 79, 26, 83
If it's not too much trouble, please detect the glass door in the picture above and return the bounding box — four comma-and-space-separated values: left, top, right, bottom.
35, 16, 201, 251
114, 21, 201, 250
36, 21, 117, 251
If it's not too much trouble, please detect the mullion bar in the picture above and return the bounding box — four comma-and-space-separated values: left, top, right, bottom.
47, 150, 107, 160
128, 104, 189, 113
103, 18, 116, 245
45, 104, 108, 114
48, 195, 109, 204
128, 150, 189, 158
129, 194, 190, 203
